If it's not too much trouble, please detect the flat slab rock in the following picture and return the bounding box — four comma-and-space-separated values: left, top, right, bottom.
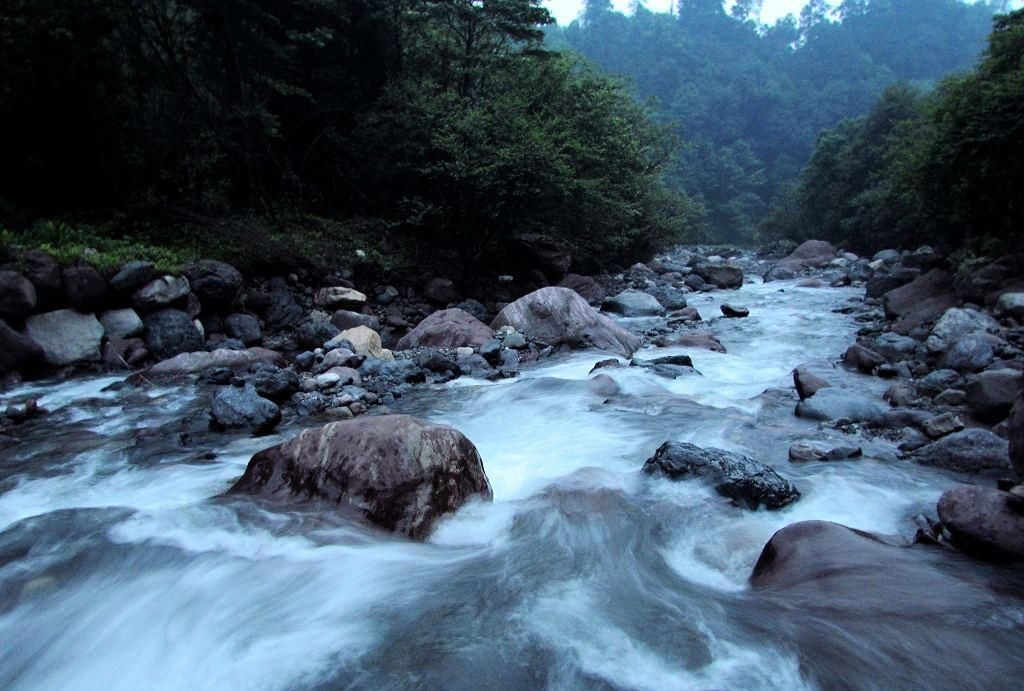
148, 347, 285, 375
229, 415, 493, 539
643, 441, 800, 510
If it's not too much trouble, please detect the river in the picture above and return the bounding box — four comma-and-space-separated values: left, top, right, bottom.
2, 279, 1022, 690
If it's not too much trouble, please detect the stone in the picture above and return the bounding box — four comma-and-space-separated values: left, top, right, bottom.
142, 308, 204, 359
630, 354, 699, 379
453, 299, 487, 321
184, 260, 243, 307
765, 239, 837, 279
842, 343, 884, 373
507, 234, 571, 281
396, 308, 494, 350
330, 309, 380, 332
669, 307, 702, 323
917, 369, 962, 397
793, 367, 830, 401
788, 441, 862, 462
423, 278, 460, 306
61, 264, 106, 310
557, 274, 605, 305
994, 292, 1024, 320
103, 337, 147, 368
938, 485, 1024, 560
943, 333, 996, 372
795, 388, 885, 423
882, 269, 956, 334
646, 285, 689, 311
0, 270, 37, 319
671, 331, 726, 353
262, 289, 303, 331
1009, 392, 1024, 479
223, 313, 262, 345
490, 287, 641, 358
210, 384, 280, 435
865, 268, 919, 299
336, 325, 384, 358
602, 290, 666, 317
643, 441, 800, 510
99, 308, 143, 340
109, 261, 155, 293
720, 304, 749, 318
23, 309, 104, 366
927, 308, 1000, 355
133, 275, 191, 312
691, 263, 743, 290
18, 250, 62, 306
921, 412, 965, 439
147, 347, 285, 375
228, 415, 493, 539
0, 319, 44, 373
873, 333, 918, 361
684, 274, 709, 292
295, 313, 340, 349
910, 429, 1010, 473
964, 369, 1023, 422
314, 286, 367, 310
248, 364, 299, 402
934, 388, 967, 406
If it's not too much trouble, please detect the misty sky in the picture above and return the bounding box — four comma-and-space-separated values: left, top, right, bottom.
543, 0, 1022, 26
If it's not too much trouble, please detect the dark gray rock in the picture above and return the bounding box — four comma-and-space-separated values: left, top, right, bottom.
508, 234, 571, 281
143, 308, 203, 359
788, 441, 862, 462
796, 388, 885, 423
295, 314, 340, 350
423, 278, 460, 306
0, 319, 44, 373
109, 261, 155, 293
643, 441, 800, 510
0, 270, 37, 320
224, 313, 262, 345
228, 415, 493, 538
646, 285, 689, 311
917, 369, 962, 397
602, 290, 666, 317
843, 343, 884, 373
684, 274, 709, 292
720, 304, 749, 318
873, 333, 919, 361
210, 383, 280, 434
261, 288, 303, 331
1009, 392, 1024, 479
793, 367, 830, 401
692, 263, 743, 290
938, 485, 1024, 560
330, 309, 380, 333
921, 412, 965, 439
18, 250, 62, 306
965, 369, 1023, 422
910, 429, 1010, 473
865, 268, 919, 299
453, 299, 488, 321
62, 264, 107, 310
99, 308, 144, 340
184, 260, 243, 307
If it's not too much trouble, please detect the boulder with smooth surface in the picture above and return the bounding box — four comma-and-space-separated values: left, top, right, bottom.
938, 486, 1024, 559
133, 275, 191, 311
602, 290, 665, 317
396, 308, 493, 350
100, 308, 144, 340
909, 428, 1010, 473
795, 388, 884, 423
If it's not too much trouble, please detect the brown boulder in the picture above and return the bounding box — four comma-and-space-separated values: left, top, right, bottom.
938, 485, 1024, 560
882, 269, 956, 334
671, 331, 726, 353
396, 308, 494, 350
229, 415, 493, 539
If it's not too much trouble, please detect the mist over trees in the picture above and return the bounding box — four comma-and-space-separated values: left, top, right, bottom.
554, 0, 1003, 244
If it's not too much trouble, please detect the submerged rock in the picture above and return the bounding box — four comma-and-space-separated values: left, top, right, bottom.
720, 304, 749, 318
795, 388, 885, 423
229, 415, 493, 539
643, 441, 800, 510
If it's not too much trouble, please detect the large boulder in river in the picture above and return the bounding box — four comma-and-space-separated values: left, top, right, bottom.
24, 309, 104, 366
229, 415, 493, 539
937, 485, 1024, 560
1009, 392, 1024, 479
183, 260, 243, 307
795, 387, 885, 423
143, 308, 203, 359
396, 308, 493, 350
0, 270, 37, 320
691, 263, 743, 290
765, 240, 837, 279
602, 290, 665, 317
557, 274, 605, 305
909, 428, 1010, 474
507, 234, 571, 281
0, 319, 44, 373
882, 269, 956, 334
491, 287, 641, 358
210, 383, 281, 435
643, 441, 800, 510
148, 347, 285, 375
964, 369, 1023, 423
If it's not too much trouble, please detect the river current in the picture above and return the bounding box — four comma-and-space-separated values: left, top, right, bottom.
2, 279, 1022, 690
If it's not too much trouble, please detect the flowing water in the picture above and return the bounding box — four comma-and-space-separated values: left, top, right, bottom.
1, 280, 1023, 690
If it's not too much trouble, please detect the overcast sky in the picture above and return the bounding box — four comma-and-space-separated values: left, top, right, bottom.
543, 0, 1022, 26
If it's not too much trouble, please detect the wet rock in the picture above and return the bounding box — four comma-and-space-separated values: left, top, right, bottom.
669, 307, 702, 323
143, 308, 204, 359
793, 367, 830, 401
965, 369, 1023, 422
921, 412, 965, 439
396, 308, 493, 350
796, 388, 885, 423
994, 292, 1024, 320
24, 309, 104, 366
684, 274, 709, 292
508, 234, 571, 281
99, 308, 144, 340
602, 290, 666, 317
423, 278, 460, 306
133, 275, 191, 312
229, 415, 493, 539
692, 263, 743, 290
910, 429, 1010, 473
882, 269, 956, 335
210, 383, 280, 435
18, 250, 63, 306
643, 441, 800, 510
842, 343, 884, 373
788, 441, 862, 462
491, 287, 641, 358
0, 319, 44, 373
109, 261, 155, 293
672, 331, 726, 353
184, 260, 243, 307
557, 272, 602, 305
452, 299, 488, 321
314, 286, 367, 310
720, 304, 749, 318
417, 351, 458, 375
1009, 392, 1024, 479
630, 355, 698, 379
61, 264, 107, 311
330, 309, 380, 332
646, 285, 689, 311
0, 270, 37, 319
223, 313, 262, 345
148, 347, 285, 375
938, 485, 1024, 560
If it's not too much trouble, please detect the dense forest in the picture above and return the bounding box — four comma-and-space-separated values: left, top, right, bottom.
555, 0, 1007, 245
